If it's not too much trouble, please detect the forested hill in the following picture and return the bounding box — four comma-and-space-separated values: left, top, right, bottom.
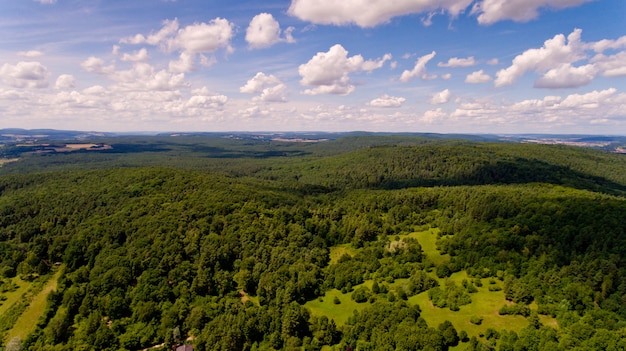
0, 136, 625, 350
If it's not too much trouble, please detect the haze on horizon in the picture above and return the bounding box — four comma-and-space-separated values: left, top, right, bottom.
0, 0, 625, 134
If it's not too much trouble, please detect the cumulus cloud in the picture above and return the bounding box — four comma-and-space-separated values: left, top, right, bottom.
187, 87, 228, 109
55, 74, 76, 90
496, 29, 626, 89
298, 44, 391, 95
0, 61, 49, 88
592, 51, 626, 78
465, 70, 492, 83
168, 18, 234, 54
240, 72, 287, 102
421, 108, 447, 124
35, 0, 57, 4
368, 94, 406, 107
487, 58, 499, 65
441, 73, 452, 80
17, 50, 44, 58
472, 0, 594, 25
246, 13, 296, 49
495, 29, 584, 87
169, 52, 195, 73
287, 0, 591, 27
430, 89, 451, 104
438, 56, 476, 67
534, 63, 597, 89
81, 56, 115, 74
121, 48, 149, 62
120, 18, 180, 46
110, 63, 186, 92
400, 51, 436, 82
120, 17, 234, 72
288, 0, 473, 27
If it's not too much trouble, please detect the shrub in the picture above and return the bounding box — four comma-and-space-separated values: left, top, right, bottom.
470, 316, 483, 325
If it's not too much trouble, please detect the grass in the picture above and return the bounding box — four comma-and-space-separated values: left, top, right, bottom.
6, 268, 63, 342
409, 271, 557, 339
311, 227, 557, 348
391, 227, 449, 266
0, 279, 31, 317
328, 244, 357, 265
305, 286, 372, 326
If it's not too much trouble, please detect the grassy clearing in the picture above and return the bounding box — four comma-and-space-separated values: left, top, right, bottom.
409, 271, 557, 339
0, 279, 31, 317
391, 227, 449, 266
328, 244, 357, 265
305, 287, 372, 326
6, 268, 63, 342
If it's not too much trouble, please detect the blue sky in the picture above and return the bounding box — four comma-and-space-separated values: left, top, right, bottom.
0, 0, 625, 134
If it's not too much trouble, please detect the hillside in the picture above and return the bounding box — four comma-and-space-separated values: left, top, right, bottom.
0, 135, 625, 350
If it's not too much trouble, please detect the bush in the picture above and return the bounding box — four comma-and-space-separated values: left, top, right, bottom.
351, 286, 371, 303
470, 316, 483, 325
333, 296, 341, 304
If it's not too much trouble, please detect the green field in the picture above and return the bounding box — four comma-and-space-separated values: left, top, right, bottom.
6, 268, 63, 342
309, 231, 557, 343
328, 244, 357, 265
393, 227, 449, 266
305, 286, 370, 326
0, 279, 31, 317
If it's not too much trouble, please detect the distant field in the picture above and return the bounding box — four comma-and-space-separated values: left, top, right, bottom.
0, 158, 19, 167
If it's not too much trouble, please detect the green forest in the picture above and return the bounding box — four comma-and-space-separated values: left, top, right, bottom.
0, 134, 625, 351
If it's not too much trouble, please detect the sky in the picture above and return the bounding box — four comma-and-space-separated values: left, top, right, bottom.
0, 0, 625, 134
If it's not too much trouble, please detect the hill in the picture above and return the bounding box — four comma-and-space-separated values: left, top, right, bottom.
0, 135, 625, 350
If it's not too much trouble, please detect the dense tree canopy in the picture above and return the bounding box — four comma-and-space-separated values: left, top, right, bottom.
0, 135, 625, 350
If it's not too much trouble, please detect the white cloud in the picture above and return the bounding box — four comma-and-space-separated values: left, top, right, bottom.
0, 61, 49, 88
187, 88, 228, 109
438, 56, 476, 67
120, 18, 180, 46
487, 58, 499, 65
495, 29, 584, 87
240, 72, 287, 102
55, 74, 76, 90
534, 63, 597, 89
430, 89, 451, 104
368, 94, 406, 107
441, 73, 452, 80
35, 0, 57, 4
472, 0, 594, 25
588, 35, 626, 53
465, 69, 492, 83
495, 29, 626, 89
121, 48, 149, 62
420, 108, 447, 123
17, 50, 44, 58
246, 13, 296, 49
240, 72, 281, 93
592, 51, 626, 78
167, 18, 234, 54
400, 51, 436, 82
256, 84, 288, 103
81, 56, 115, 74
120, 18, 234, 74
287, 0, 474, 27
169, 52, 195, 73
298, 44, 391, 95
110, 63, 186, 92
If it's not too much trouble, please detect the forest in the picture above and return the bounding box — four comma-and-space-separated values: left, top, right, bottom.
0, 133, 625, 351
